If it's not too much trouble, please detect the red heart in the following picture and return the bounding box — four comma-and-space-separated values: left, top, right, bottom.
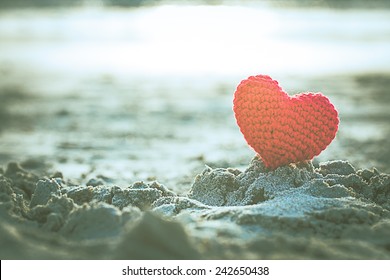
233, 75, 339, 170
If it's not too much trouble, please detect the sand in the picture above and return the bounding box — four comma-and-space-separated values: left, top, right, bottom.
1, 68, 390, 259
1, 65, 390, 260
1, 156, 389, 259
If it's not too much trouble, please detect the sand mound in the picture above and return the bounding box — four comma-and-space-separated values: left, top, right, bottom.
1, 157, 390, 259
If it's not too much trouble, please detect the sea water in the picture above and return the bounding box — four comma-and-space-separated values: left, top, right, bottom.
0, 4, 389, 83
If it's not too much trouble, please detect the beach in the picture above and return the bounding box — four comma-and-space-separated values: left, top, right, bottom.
1, 3, 390, 259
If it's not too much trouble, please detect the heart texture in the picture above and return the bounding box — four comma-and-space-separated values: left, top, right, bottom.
233, 75, 339, 170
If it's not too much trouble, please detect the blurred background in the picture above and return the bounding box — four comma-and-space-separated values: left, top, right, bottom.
0, 0, 389, 192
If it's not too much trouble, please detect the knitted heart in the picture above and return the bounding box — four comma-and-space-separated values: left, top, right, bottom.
233, 75, 339, 170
